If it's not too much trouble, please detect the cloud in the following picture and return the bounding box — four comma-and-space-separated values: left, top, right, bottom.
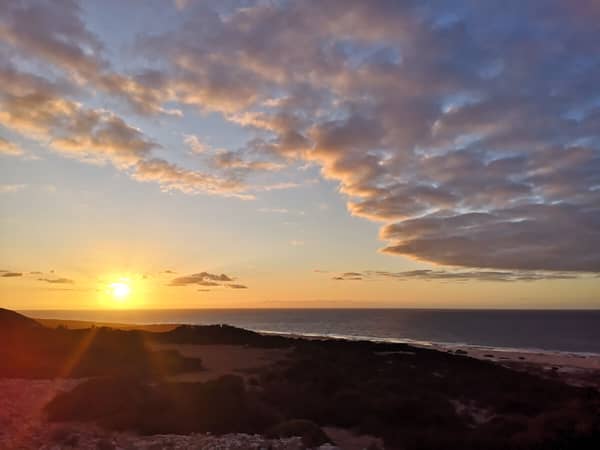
184, 134, 207, 154
0, 184, 26, 194
289, 240, 305, 247
380, 203, 600, 271
328, 269, 587, 283
37, 277, 74, 284
0, 63, 158, 169
332, 272, 363, 281
258, 208, 290, 214
0, 137, 23, 156
196, 281, 220, 287
254, 182, 303, 192
259, 207, 305, 215
333, 276, 362, 281
2, 272, 22, 277
169, 271, 234, 287
212, 150, 284, 172
132, 158, 252, 198
173, 0, 191, 11
169, 271, 249, 289
0, 0, 169, 116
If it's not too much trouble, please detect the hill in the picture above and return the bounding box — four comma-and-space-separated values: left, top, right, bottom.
0, 307, 43, 331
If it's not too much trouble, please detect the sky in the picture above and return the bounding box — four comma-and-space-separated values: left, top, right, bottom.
1, 0, 599, 310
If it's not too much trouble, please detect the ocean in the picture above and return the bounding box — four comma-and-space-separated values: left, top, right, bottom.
21, 309, 600, 354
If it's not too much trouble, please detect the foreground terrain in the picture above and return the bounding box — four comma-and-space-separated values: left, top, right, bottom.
1, 308, 599, 449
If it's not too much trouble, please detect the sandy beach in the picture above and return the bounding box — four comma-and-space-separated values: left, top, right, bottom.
428, 343, 600, 389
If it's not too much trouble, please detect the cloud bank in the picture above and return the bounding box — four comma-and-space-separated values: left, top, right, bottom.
2, 0, 600, 271
137, 0, 600, 271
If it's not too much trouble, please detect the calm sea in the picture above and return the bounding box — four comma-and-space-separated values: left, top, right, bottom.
21, 309, 600, 354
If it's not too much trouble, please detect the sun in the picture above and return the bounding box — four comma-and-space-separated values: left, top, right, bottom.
99, 275, 143, 308
109, 281, 131, 301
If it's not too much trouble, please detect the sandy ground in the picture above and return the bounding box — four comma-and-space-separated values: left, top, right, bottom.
441, 345, 600, 369
148, 343, 291, 383
431, 343, 600, 388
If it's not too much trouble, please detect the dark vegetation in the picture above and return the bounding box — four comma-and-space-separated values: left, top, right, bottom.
159, 323, 290, 348
258, 339, 600, 449
2, 308, 600, 449
45, 375, 278, 435
0, 308, 202, 378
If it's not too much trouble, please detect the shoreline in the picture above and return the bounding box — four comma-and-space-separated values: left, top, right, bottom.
257, 329, 600, 387
257, 328, 600, 357
34, 316, 600, 357
33, 316, 600, 388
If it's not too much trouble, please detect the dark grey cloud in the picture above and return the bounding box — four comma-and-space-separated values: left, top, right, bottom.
333, 271, 363, 280
196, 281, 220, 287
329, 269, 586, 283
37, 277, 74, 284
367, 270, 581, 283
380, 203, 600, 271
227, 283, 248, 289
169, 272, 235, 287
1, 272, 22, 277
333, 275, 362, 281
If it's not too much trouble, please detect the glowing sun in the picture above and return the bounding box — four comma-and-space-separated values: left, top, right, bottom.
109, 281, 131, 301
